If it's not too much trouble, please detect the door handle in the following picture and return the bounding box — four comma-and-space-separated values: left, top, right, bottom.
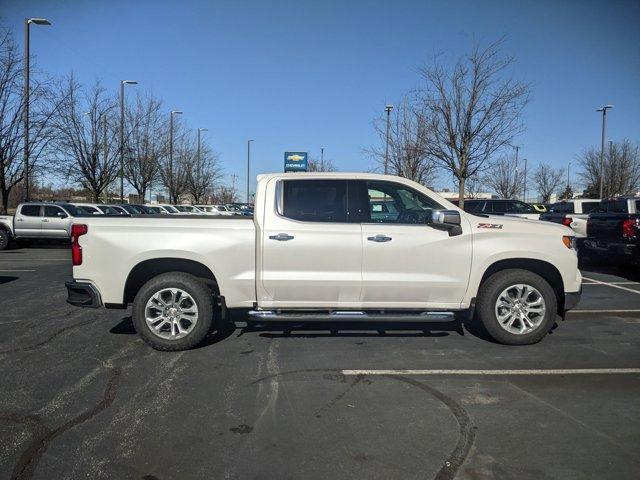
16, 218, 24, 222
367, 234, 392, 243
269, 233, 294, 241
42, 219, 49, 223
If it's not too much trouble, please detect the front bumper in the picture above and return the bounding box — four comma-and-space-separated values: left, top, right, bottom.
65, 281, 103, 308
564, 289, 582, 312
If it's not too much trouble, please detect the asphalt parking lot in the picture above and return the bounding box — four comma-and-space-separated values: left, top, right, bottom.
1, 246, 639, 480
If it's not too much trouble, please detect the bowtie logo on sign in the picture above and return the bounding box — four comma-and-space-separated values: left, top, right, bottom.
284, 152, 308, 172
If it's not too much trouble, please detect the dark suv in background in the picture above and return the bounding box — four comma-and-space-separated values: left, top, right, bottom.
461, 199, 540, 219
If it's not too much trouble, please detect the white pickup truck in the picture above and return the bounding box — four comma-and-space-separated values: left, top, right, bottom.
65, 173, 582, 350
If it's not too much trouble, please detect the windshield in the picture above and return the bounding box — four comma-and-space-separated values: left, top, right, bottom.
77, 205, 101, 214
162, 205, 179, 213
97, 205, 121, 215
58, 204, 86, 216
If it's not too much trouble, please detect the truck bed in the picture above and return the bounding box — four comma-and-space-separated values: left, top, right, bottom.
73, 215, 256, 308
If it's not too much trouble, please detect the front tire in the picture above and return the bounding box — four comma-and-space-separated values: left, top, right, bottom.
475, 269, 557, 345
132, 272, 215, 351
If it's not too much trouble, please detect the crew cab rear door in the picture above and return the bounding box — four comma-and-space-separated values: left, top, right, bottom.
258, 179, 363, 308
358, 180, 473, 309
14, 204, 43, 237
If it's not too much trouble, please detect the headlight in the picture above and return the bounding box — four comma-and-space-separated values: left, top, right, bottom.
562, 235, 577, 250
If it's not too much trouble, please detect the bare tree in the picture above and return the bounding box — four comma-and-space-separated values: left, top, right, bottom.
213, 185, 237, 204
483, 155, 523, 199
464, 174, 484, 198
368, 98, 437, 185
124, 94, 166, 201
53, 76, 120, 202
185, 138, 222, 204
307, 156, 336, 172
532, 163, 563, 203
578, 140, 640, 198
419, 39, 530, 208
0, 28, 58, 212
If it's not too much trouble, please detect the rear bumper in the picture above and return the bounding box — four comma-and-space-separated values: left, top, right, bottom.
583, 240, 638, 257
65, 281, 103, 308
564, 289, 581, 312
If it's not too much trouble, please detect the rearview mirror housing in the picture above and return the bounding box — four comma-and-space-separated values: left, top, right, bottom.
430, 210, 462, 236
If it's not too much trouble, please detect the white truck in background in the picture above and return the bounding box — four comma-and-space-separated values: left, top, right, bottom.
65, 172, 582, 350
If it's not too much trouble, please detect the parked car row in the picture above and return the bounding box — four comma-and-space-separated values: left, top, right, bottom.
0, 201, 254, 249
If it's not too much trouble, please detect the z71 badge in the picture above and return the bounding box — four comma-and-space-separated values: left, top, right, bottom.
477, 223, 503, 229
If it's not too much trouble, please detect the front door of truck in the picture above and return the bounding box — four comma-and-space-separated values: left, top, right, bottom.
259, 179, 363, 308
358, 180, 473, 309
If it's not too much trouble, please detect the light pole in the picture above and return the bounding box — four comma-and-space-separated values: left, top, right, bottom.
23, 17, 51, 202
522, 158, 528, 202
513, 145, 520, 200
566, 161, 572, 196
119, 80, 137, 202
320, 147, 324, 166
247, 139, 253, 203
197, 128, 208, 164
169, 110, 183, 203
596, 105, 613, 199
384, 105, 393, 174
197, 128, 208, 203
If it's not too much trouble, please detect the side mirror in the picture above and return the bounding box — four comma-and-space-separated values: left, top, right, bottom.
430, 210, 462, 236
57, 212, 68, 219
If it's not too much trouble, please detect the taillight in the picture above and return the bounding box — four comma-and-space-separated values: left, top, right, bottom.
622, 219, 638, 239
71, 224, 88, 266
562, 217, 573, 227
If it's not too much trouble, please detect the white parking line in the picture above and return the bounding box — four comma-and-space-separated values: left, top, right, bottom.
581, 276, 640, 295
342, 368, 640, 376
569, 309, 640, 314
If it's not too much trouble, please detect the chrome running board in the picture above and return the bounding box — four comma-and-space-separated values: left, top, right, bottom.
248, 310, 454, 322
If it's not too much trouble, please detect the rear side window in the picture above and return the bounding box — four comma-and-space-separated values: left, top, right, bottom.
20, 205, 40, 216
507, 201, 535, 214
463, 201, 483, 213
603, 200, 628, 213
490, 201, 508, 214
580, 202, 599, 214
281, 180, 348, 222
44, 206, 65, 217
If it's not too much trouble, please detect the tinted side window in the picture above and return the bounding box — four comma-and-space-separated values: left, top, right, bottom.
580, 202, 599, 214
508, 201, 535, 214
282, 180, 347, 222
44, 206, 64, 217
20, 205, 40, 216
464, 201, 482, 213
491, 201, 507, 214
365, 180, 443, 225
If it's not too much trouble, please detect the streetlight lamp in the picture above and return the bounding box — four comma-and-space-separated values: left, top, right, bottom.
384, 105, 393, 175
119, 80, 138, 202
169, 110, 183, 203
23, 17, 51, 202
247, 139, 253, 203
596, 105, 613, 199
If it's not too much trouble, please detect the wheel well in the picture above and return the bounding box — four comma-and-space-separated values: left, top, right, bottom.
123, 258, 219, 304
480, 258, 565, 313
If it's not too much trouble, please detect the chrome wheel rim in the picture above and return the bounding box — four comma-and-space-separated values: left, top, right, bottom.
144, 288, 199, 340
494, 284, 546, 335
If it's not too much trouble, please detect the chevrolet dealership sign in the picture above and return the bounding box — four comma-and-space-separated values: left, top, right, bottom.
284, 151, 308, 172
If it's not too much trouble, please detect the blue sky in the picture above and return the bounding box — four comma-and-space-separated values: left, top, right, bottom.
2, 0, 639, 197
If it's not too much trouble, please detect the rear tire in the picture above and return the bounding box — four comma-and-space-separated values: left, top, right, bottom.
132, 272, 215, 351
0, 230, 9, 250
475, 269, 557, 345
